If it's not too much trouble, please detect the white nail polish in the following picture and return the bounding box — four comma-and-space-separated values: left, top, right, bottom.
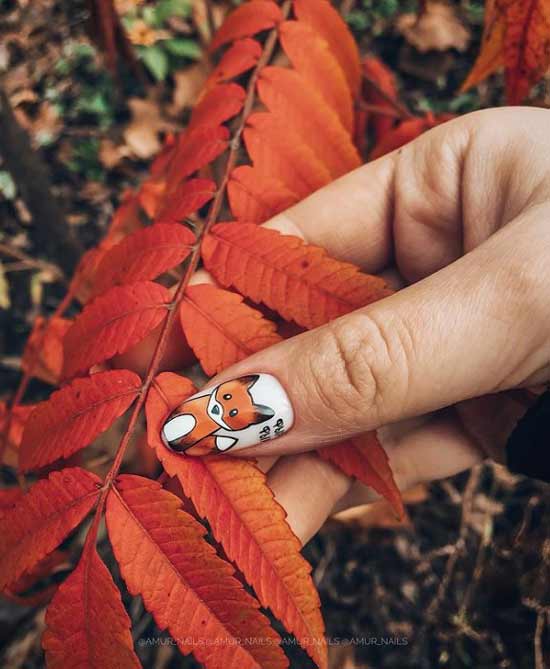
161, 374, 294, 455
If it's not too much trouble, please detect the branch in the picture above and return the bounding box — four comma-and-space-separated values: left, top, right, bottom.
86, 0, 292, 525
0, 86, 82, 274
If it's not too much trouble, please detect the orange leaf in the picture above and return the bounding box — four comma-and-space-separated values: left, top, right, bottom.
362, 56, 399, 141
189, 83, 246, 130
0, 467, 101, 591
293, 0, 361, 96
19, 370, 141, 472
227, 165, 299, 223
369, 113, 454, 160
106, 475, 288, 669
318, 433, 405, 519
43, 542, 140, 669
244, 112, 332, 198
209, 0, 283, 52
90, 223, 195, 298
206, 38, 262, 88
257, 66, 361, 178
279, 20, 354, 132
155, 178, 216, 225
180, 284, 282, 375
63, 281, 171, 378
21, 316, 72, 386
202, 223, 391, 329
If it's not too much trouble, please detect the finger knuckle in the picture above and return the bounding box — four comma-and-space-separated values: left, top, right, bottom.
305, 312, 409, 430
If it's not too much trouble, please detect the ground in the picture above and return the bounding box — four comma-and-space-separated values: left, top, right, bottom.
1, 1, 549, 667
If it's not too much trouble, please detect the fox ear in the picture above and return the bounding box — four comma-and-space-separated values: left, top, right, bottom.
238, 374, 260, 389
252, 403, 275, 424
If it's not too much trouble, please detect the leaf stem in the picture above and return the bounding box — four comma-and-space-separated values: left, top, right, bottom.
360, 73, 413, 120
87, 0, 292, 526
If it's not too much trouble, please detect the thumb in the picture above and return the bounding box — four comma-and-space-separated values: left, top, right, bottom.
162, 213, 550, 458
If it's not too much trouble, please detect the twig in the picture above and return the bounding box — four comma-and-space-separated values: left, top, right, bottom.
356, 101, 404, 119
534, 609, 547, 669
361, 73, 413, 120
0, 86, 82, 274
426, 466, 482, 621
0, 242, 66, 283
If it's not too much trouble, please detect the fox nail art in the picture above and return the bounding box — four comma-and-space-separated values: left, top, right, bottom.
161, 374, 294, 456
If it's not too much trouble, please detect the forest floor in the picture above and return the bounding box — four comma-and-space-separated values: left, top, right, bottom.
1, 1, 549, 668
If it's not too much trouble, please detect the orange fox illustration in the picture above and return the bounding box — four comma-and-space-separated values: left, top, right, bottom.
162, 375, 275, 455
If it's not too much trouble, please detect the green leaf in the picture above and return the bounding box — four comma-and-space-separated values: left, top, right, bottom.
0, 171, 16, 200
140, 45, 169, 81
155, 0, 191, 23
163, 38, 202, 60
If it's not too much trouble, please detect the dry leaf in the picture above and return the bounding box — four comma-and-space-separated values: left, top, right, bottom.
98, 139, 132, 169
123, 98, 177, 160
396, 2, 470, 53
170, 62, 210, 116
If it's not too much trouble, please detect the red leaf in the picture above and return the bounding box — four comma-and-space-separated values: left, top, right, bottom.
227, 165, 299, 224
19, 370, 141, 472
279, 20, 354, 132
164, 125, 229, 191
90, 223, 195, 298
0, 487, 24, 513
293, 0, 361, 95
145, 373, 196, 454
318, 433, 404, 518
189, 83, 246, 130
362, 56, 399, 141
461, 0, 550, 105
1, 403, 37, 467
244, 113, 332, 198
209, 0, 283, 52
43, 541, 140, 669
0, 467, 101, 591
106, 475, 288, 669
369, 113, 454, 160
257, 66, 361, 178
202, 223, 391, 329
180, 284, 282, 375
155, 178, 216, 225
22, 317, 72, 386
146, 377, 327, 669
104, 190, 143, 248
63, 281, 171, 378
207, 38, 262, 88
172, 457, 328, 669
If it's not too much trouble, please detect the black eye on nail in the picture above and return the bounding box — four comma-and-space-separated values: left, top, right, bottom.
223, 393, 232, 400
229, 409, 238, 417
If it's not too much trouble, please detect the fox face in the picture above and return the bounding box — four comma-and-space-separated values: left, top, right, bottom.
207, 376, 275, 430
161, 374, 279, 455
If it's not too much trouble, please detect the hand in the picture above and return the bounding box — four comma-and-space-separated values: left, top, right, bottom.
170, 107, 550, 542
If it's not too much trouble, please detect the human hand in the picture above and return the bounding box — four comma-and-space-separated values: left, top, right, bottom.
162, 107, 550, 542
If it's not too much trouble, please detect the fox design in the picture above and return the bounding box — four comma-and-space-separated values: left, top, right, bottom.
161, 374, 293, 455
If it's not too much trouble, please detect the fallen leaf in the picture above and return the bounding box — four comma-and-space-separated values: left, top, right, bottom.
123, 98, 178, 160
170, 62, 210, 116
396, 2, 470, 53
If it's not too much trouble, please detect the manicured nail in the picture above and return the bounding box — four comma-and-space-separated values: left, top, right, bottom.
161, 374, 294, 455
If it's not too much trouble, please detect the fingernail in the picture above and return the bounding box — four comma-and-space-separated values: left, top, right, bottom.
161, 373, 294, 455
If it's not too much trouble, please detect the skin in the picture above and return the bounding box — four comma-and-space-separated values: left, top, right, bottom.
137, 107, 550, 544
